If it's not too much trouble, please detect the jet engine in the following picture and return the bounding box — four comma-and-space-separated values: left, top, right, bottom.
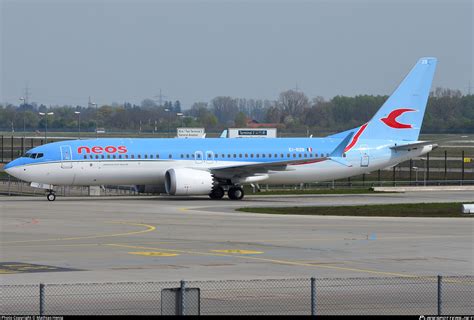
165, 168, 215, 196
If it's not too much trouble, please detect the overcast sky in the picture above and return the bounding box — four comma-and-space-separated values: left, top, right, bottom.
1, 0, 472, 108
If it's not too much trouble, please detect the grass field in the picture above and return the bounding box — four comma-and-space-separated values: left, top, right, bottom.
237, 202, 474, 218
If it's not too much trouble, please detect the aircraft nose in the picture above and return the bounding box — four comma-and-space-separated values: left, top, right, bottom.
3, 159, 20, 176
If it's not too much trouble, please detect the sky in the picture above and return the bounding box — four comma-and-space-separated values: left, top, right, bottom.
1, 0, 472, 108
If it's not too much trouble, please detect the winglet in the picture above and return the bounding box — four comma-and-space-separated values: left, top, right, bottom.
330, 132, 354, 157
220, 130, 228, 138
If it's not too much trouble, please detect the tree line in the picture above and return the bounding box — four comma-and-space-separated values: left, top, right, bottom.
0, 87, 472, 134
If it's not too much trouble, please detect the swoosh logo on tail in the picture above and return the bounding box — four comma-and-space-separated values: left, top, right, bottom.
344, 123, 368, 153
380, 108, 416, 129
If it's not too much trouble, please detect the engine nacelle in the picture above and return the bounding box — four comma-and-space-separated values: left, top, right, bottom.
165, 168, 214, 196
135, 184, 166, 194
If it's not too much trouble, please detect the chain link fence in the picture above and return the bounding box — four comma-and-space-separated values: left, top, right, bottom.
1, 276, 472, 315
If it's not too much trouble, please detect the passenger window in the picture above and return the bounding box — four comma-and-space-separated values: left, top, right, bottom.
298, 154, 302, 158
113, 155, 116, 159
245, 154, 248, 158
239, 154, 242, 158
293, 154, 296, 158
107, 155, 110, 159
90, 155, 93, 159
169, 154, 172, 159
304, 154, 307, 157
251, 154, 254, 158
95, 155, 99, 159
269, 154, 272, 158
137, 155, 141, 159
131, 155, 135, 159
186, 154, 190, 158
256, 154, 260, 158
84, 155, 87, 159
144, 154, 147, 159
262, 154, 265, 158
125, 155, 129, 159
119, 155, 122, 159
287, 154, 290, 158
101, 155, 105, 159
150, 154, 153, 159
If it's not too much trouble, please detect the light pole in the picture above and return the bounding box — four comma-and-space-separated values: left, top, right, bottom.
412, 166, 418, 185
164, 108, 170, 137
422, 159, 427, 186
19, 97, 26, 137
91, 102, 98, 138
74, 111, 81, 139
177, 112, 184, 128
39, 112, 54, 143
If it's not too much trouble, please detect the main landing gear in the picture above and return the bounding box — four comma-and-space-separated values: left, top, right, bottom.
228, 186, 244, 200
46, 190, 56, 201
209, 186, 225, 200
208, 185, 245, 200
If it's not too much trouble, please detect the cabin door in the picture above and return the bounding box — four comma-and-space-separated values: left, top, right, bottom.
60, 145, 73, 169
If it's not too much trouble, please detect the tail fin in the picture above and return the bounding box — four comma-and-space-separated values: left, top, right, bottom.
329, 58, 437, 144
364, 57, 437, 141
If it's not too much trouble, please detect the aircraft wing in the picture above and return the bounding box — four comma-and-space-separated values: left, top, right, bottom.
210, 132, 354, 179
210, 157, 328, 178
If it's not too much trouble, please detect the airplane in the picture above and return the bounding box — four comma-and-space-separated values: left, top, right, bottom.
4, 57, 438, 201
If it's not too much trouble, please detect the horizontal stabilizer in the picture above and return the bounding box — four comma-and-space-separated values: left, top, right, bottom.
390, 136, 468, 151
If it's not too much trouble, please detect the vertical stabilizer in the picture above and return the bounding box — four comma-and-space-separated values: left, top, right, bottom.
362, 57, 437, 141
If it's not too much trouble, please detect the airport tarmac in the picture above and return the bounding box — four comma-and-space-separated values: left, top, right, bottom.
1, 191, 473, 285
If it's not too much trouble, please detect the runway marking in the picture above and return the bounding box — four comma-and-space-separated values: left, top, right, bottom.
211, 250, 263, 254
2, 221, 156, 244
105, 243, 422, 278
128, 252, 179, 257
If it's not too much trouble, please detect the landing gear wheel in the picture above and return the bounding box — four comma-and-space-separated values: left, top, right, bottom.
47, 192, 56, 201
209, 186, 225, 200
228, 186, 244, 200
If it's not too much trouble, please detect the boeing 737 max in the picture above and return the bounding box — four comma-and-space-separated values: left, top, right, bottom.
5, 57, 438, 201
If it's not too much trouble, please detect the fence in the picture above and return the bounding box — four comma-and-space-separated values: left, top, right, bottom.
1, 276, 472, 315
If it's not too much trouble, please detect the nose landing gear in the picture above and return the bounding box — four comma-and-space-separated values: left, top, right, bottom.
46, 190, 56, 201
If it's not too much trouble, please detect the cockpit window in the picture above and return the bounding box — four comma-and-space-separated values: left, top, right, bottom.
23, 152, 43, 159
